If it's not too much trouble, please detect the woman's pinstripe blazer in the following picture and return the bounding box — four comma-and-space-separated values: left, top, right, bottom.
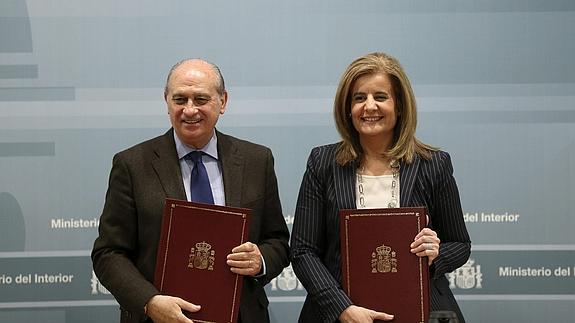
291, 143, 471, 323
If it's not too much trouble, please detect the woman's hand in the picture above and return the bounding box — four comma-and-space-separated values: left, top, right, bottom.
410, 228, 440, 265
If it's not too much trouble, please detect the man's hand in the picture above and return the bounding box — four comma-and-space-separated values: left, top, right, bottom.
145, 295, 200, 323
226, 242, 262, 276
339, 305, 394, 322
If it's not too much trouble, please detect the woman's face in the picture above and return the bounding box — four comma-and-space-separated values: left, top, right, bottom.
350, 72, 398, 143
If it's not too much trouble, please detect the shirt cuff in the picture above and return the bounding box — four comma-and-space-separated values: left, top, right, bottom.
254, 254, 267, 277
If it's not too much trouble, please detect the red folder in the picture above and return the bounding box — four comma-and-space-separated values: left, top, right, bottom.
340, 207, 429, 323
154, 199, 251, 323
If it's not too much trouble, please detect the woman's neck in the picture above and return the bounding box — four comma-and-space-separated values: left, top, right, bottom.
359, 136, 395, 176
360, 134, 392, 156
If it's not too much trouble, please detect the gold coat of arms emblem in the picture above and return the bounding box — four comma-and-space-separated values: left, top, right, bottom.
371, 244, 397, 273
188, 241, 215, 271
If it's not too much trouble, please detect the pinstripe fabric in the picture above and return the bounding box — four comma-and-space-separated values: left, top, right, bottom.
290, 143, 471, 323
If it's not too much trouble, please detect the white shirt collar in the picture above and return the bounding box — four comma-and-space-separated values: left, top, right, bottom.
174, 130, 219, 160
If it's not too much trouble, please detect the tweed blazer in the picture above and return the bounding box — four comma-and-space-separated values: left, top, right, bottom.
92, 129, 290, 323
291, 143, 471, 323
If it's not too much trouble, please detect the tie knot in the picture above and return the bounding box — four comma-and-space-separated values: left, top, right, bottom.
187, 151, 204, 164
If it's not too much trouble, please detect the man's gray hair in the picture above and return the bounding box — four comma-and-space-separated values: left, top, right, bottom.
164, 58, 226, 96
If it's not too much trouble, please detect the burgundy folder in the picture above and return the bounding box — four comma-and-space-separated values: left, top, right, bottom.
340, 207, 429, 323
154, 199, 251, 323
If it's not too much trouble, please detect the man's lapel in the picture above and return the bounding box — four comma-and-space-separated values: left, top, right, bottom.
151, 129, 187, 200
216, 131, 243, 207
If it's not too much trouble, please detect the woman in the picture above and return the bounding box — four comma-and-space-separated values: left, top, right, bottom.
290, 52, 471, 323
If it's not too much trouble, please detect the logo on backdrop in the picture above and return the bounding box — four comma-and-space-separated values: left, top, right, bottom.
90, 271, 111, 295
270, 265, 305, 291
448, 258, 483, 289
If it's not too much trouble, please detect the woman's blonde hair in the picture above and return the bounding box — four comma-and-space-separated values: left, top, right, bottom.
333, 52, 435, 165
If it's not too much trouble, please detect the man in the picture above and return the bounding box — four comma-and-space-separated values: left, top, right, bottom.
92, 59, 290, 323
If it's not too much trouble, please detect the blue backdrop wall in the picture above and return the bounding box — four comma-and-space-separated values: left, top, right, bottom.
1, 1, 574, 322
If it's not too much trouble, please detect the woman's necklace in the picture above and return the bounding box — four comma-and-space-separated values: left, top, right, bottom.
357, 159, 400, 208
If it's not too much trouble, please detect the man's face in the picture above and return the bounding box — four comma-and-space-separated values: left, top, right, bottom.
165, 60, 227, 149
